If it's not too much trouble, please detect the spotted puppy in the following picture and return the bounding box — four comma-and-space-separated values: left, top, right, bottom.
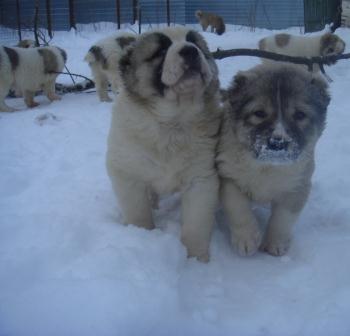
85, 33, 136, 102
106, 27, 222, 262
0, 45, 66, 112
258, 32, 345, 71
217, 63, 330, 257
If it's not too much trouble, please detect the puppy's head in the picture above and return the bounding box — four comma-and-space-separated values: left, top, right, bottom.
320, 33, 346, 58
195, 10, 203, 19
226, 64, 330, 164
119, 27, 218, 102
17, 39, 37, 48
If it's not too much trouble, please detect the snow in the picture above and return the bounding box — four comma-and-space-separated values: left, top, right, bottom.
1, 24, 350, 335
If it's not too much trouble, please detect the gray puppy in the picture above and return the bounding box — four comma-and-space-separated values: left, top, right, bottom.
217, 63, 330, 256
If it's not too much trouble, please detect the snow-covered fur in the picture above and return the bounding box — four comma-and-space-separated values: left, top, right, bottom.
106, 27, 222, 262
85, 32, 136, 102
0, 45, 66, 112
258, 32, 346, 71
217, 63, 330, 257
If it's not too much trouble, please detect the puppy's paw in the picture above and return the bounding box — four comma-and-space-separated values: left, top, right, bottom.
27, 101, 40, 108
231, 224, 262, 257
261, 236, 291, 256
48, 93, 62, 101
100, 96, 113, 102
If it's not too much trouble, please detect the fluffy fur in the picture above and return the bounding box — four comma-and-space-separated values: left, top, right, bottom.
217, 63, 330, 257
106, 27, 222, 262
0, 45, 66, 112
258, 32, 346, 71
195, 10, 225, 35
85, 33, 137, 102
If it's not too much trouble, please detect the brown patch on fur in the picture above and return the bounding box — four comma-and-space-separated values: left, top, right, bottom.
116, 36, 136, 49
319, 33, 345, 57
275, 34, 291, 48
38, 48, 58, 73
56, 47, 67, 63
4, 47, 19, 71
89, 46, 108, 69
258, 38, 266, 50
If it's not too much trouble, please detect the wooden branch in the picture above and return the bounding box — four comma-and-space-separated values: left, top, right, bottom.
211, 48, 350, 72
51, 71, 94, 83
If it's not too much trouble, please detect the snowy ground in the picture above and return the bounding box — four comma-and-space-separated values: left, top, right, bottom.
1, 24, 350, 336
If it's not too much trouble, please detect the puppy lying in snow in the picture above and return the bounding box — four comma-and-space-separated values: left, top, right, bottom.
106, 27, 222, 262
85, 33, 136, 102
0, 45, 67, 112
258, 32, 345, 71
217, 63, 330, 257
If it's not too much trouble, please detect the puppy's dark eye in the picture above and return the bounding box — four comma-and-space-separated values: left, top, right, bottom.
328, 47, 334, 53
146, 48, 167, 62
293, 111, 307, 121
253, 110, 267, 118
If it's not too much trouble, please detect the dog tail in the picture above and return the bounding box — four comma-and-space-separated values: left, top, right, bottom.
216, 19, 225, 35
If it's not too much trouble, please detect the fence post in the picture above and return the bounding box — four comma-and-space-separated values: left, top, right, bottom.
166, 0, 170, 26
133, 0, 138, 24
68, 0, 76, 29
138, 6, 142, 34
34, 0, 40, 46
46, 0, 53, 38
16, 0, 22, 41
116, 0, 121, 29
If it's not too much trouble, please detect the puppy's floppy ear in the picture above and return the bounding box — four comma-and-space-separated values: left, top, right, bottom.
226, 71, 249, 106
119, 46, 134, 77
309, 75, 331, 113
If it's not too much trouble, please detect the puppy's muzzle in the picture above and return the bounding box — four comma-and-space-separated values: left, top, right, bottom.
267, 136, 290, 151
179, 46, 200, 71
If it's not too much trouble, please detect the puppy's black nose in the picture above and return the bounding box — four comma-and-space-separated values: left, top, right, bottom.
179, 45, 199, 69
267, 136, 289, 151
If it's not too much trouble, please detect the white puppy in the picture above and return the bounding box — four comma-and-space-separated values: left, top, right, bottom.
0, 45, 66, 112
258, 32, 345, 71
85, 33, 136, 102
106, 27, 222, 262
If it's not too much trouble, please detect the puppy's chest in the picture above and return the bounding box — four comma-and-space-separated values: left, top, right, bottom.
221, 156, 303, 202
133, 125, 200, 192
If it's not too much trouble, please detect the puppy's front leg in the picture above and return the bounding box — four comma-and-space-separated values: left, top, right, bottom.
108, 168, 154, 230
24, 90, 39, 108
221, 178, 262, 256
262, 186, 310, 256
181, 175, 218, 262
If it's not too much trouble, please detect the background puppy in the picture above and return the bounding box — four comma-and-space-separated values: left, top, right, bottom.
0, 45, 66, 112
16, 39, 37, 48
258, 32, 345, 71
195, 10, 225, 35
85, 32, 136, 102
217, 63, 330, 256
106, 27, 222, 262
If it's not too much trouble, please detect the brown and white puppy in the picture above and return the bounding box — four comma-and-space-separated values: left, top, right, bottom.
217, 63, 330, 256
106, 27, 222, 262
0, 45, 66, 112
258, 32, 346, 71
195, 10, 225, 35
85, 33, 136, 102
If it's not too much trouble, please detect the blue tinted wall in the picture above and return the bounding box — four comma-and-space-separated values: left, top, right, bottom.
0, 0, 304, 31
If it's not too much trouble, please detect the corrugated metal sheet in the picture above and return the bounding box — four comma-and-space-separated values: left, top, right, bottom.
0, 0, 305, 32
186, 0, 304, 29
